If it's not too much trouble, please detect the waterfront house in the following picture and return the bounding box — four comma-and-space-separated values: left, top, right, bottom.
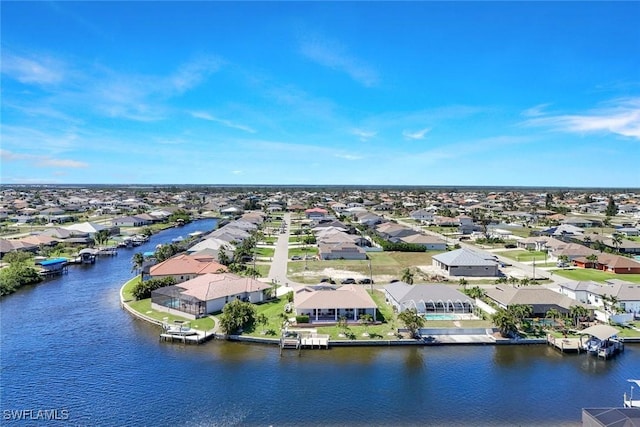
0, 239, 38, 259
293, 284, 377, 324
384, 282, 473, 314
149, 254, 228, 284
556, 281, 600, 304
484, 286, 587, 318
151, 272, 271, 319
584, 280, 640, 322
111, 215, 152, 227
432, 248, 499, 277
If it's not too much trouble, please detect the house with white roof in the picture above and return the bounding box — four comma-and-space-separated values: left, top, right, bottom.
293, 284, 377, 323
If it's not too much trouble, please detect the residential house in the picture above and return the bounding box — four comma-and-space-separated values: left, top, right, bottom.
484, 286, 588, 318
111, 215, 152, 227
305, 207, 328, 220
384, 282, 473, 314
573, 254, 640, 274
432, 248, 499, 277
409, 209, 435, 223
293, 284, 377, 323
318, 242, 367, 260
151, 272, 271, 319
583, 280, 640, 321
399, 234, 447, 250
149, 254, 228, 283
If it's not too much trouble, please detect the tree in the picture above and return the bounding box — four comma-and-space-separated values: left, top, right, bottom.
492, 309, 518, 338
586, 254, 599, 268
131, 277, 175, 300
509, 304, 533, 327
94, 229, 110, 246
612, 233, 623, 254
358, 313, 374, 336
545, 193, 553, 209
337, 316, 350, 337
545, 308, 561, 321
465, 286, 486, 300
401, 268, 415, 285
256, 313, 269, 334
605, 196, 618, 217
0, 255, 42, 296
131, 252, 145, 279
569, 305, 589, 328
583, 236, 592, 248
218, 246, 231, 266
398, 308, 425, 338
519, 277, 531, 286
218, 299, 257, 335
557, 255, 570, 266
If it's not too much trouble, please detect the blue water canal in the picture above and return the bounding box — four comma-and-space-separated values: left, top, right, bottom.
1, 219, 638, 426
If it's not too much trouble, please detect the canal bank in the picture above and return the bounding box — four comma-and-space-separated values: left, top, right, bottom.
3, 218, 639, 426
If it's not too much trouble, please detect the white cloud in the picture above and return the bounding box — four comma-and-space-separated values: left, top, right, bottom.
190, 111, 256, 133
335, 153, 363, 161
522, 98, 640, 140
521, 103, 551, 118
351, 128, 377, 142
231, 170, 243, 175
299, 34, 379, 87
402, 127, 431, 140
1, 149, 88, 168
1, 52, 65, 85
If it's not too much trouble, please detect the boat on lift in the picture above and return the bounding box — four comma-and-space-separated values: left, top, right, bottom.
624, 379, 640, 408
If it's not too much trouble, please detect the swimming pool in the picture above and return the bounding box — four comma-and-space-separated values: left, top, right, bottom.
424, 313, 460, 321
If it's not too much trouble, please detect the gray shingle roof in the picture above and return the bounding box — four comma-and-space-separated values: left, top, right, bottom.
432, 248, 497, 267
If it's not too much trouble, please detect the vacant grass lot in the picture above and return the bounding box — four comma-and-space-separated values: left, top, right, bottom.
287, 251, 444, 283
552, 268, 640, 283
496, 250, 549, 262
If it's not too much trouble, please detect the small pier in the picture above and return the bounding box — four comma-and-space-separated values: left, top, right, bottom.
547, 334, 583, 353
159, 330, 213, 345
280, 330, 330, 355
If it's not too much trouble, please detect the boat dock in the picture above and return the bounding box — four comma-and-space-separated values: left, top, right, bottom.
280, 330, 330, 355
159, 330, 214, 344
547, 334, 583, 353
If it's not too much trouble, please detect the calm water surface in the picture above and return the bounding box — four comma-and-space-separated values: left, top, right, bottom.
1, 219, 638, 426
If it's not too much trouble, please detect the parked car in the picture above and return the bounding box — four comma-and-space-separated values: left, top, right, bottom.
504, 243, 517, 249
341, 278, 356, 284
390, 279, 400, 283
320, 278, 336, 284
358, 278, 374, 284
290, 255, 302, 260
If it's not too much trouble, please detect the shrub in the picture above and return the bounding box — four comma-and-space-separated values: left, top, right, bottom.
295, 315, 310, 324
132, 277, 175, 300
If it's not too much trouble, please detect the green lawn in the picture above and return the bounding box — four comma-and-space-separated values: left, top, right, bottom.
287, 251, 443, 283
121, 276, 141, 301
552, 268, 640, 283
127, 298, 215, 331
495, 250, 549, 262
288, 247, 318, 258
255, 264, 271, 278
254, 247, 275, 257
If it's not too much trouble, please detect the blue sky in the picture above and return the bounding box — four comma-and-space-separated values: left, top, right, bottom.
1, 2, 639, 187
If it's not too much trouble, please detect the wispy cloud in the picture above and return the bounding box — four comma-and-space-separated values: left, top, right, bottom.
409, 135, 532, 164
190, 111, 256, 133
1, 51, 66, 85
351, 128, 376, 142
231, 170, 243, 175
335, 153, 363, 161
170, 56, 223, 94
1, 149, 88, 168
522, 98, 640, 140
402, 127, 431, 140
521, 103, 551, 118
299, 34, 379, 87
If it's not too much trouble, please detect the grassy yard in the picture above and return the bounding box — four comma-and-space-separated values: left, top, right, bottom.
495, 250, 549, 262
127, 298, 216, 331
254, 247, 275, 257
288, 247, 318, 258
551, 268, 640, 283
287, 251, 444, 283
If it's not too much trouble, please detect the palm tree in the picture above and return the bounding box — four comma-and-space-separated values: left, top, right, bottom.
465, 286, 486, 300
94, 229, 110, 246
519, 277, 531, 286
131, 252, 145, 280
256, 313, 269, 334
509, 304, 533, 326
398, 308, 425, 338
586, 254, 599, 269
401, 268, 415, 285
557, 255, 570, 267
612, 233, 623, 254
545, 308, 562, 329
569, 305, 589, 328
508, 276, 519, 286
583, 236, 592, 248
492, 309, 518, 338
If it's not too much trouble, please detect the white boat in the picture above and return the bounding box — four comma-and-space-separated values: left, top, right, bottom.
162, 320, 198, 336
624, 379, 640, 408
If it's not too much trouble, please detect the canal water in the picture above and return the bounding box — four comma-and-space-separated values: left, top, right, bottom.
1, 219, 638, 426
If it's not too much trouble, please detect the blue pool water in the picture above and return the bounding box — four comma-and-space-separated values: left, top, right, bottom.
424, 313, 459, 320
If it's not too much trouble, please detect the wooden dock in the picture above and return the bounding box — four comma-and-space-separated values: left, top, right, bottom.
547, 334, 583, 353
